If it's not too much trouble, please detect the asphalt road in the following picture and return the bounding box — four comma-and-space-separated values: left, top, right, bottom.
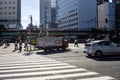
39, 43, 120, 80
0, 43, 120, 80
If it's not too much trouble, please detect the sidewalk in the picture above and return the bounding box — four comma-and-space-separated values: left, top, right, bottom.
0, 43, 85, 55
0, 43, 27, 55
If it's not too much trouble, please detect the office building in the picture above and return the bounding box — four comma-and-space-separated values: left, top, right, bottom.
51, 7, 57, 28
40, 0, 51, 28
40, 0, 57, 29
98, 2, 115, 30
0, 0, 21, 29
112, 0, 120, 30
56, 0, 97, 30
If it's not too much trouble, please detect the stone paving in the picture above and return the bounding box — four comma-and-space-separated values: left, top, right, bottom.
0, 43, 27, 55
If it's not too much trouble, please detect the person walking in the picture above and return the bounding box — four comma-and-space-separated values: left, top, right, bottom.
19, 40, 22, 52
24, 40, 28, 51
14, 40, 18, 51
74, 39, 79, 47
4, 39, 7, 47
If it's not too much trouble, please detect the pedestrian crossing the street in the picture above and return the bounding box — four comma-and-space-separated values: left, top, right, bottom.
0, 54, 115, 80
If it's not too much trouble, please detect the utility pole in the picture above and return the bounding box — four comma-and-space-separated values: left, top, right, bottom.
30, 15, 33, 25
28, 15, 33, 51
29, 15, 33, 31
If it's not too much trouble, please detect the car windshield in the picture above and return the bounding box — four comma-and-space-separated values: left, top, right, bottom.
88, 40, 105, 44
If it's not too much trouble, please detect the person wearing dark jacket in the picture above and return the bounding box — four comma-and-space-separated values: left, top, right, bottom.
19, 40, 22, 52
74, 39, 79, 47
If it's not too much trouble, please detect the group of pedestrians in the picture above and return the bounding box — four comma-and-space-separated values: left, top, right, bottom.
13, 40, 22, 52
13, 40, 28, 52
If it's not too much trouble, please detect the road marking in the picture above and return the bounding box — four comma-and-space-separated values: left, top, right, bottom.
0, 63, 69, 70
0, 68, 90, 78
0, 53, 116, 80
6, 72, 98, 80
63, 59, 77, 62
77, 76, 115, 80
0, 61, 64, 67
0, 59, 56, 65
0, 65, 76, 73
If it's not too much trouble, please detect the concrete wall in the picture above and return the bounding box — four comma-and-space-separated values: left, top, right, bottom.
98, 2, 115, 30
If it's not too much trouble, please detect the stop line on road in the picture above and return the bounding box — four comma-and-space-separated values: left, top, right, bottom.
0, 54, 115, 80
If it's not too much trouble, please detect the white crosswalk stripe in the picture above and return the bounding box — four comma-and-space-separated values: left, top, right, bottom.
77, 76, 115, 80
0, 65, 76, 73
0, 61, 67, 67
0, 68, 90, 77
0, 63, 69, 70
6, 72, 99, 80
0, 54, 115, 80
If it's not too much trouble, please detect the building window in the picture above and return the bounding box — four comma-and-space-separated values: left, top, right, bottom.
0, 12, 3, 15
4, 2, 7, 4
8, 7, 11, 9
13, 7, 16, 9
8, 12, 11, 15
4, 7, 7, 9
0, 2, 3, 5
0, 7, 3, 10
13, 1, 16, 4
9, 1, 11, 4
13, 12, 15, 14
4, 12, 7, 15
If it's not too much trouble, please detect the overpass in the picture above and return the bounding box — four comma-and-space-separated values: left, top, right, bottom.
0, 29, 112, 36
0, 29, 114, 41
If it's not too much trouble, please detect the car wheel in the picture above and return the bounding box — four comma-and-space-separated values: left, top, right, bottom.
44, 49, 47, 52
62, 47, 66, 50
95, 51, 102, 58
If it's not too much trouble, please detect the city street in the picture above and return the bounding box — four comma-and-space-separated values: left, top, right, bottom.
0, 43, 120, 80
0, 0, 119, 79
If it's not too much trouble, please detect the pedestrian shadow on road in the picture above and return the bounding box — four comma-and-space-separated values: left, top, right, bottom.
3, 46, 8, 49
86, 54, 120, 61
12, 50, 17, 52
36, 49, 71, 55
23, 52, 33, 56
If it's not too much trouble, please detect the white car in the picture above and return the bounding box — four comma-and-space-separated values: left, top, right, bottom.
86, 38, 94, 43
83, 40, 120, 57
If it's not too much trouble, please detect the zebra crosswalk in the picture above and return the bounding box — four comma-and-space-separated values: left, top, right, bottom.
0, 54, 115, 80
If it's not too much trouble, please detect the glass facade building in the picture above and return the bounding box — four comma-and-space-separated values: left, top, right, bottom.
40, 0, 57, 29
112, 0, 120, 31
56, 0, 97, 30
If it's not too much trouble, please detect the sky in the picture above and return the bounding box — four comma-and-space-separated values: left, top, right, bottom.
21, 0, 39, 29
